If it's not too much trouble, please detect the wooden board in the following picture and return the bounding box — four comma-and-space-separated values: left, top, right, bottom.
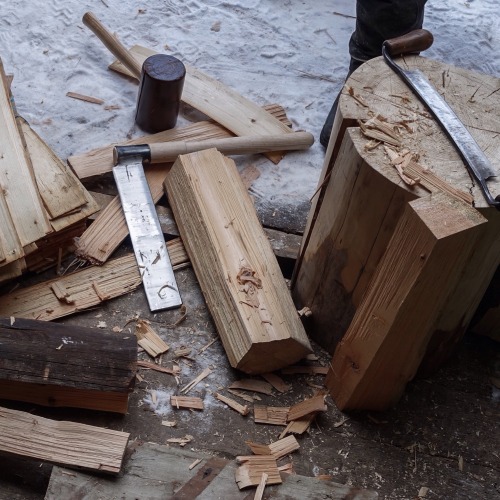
0, 317, 136, 413
0, 405, 129, 473
326, 193, 486, 410
109, 46, 291, 164
164, 149, 311, 373
0, 59, 52, 247
45, 443, 377, 499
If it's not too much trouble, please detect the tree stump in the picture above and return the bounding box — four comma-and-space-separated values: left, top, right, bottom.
292, 55, 500, 374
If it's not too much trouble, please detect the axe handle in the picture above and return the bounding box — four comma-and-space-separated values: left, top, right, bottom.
147, 131, 314, 164
83, 12, 142, 79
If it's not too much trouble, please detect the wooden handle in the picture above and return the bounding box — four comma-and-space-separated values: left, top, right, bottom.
146, 132, 314, 164
82, 12, 142, 79
383, 29, 433, 56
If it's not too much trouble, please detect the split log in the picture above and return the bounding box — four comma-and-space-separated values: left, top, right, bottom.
292, 56, 500, 371
0, 405, 129, 473
0, 317, 136, 413
326, 193, 486, 410
164, 149, 311, 373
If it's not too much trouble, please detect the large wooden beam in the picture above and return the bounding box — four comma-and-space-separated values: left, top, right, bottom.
326, 193, 486, 411
0, 317, 136, 413
164, 149, 311, 373
0, 405, 129, 473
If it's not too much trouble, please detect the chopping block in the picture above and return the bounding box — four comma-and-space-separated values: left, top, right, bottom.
292, 55, 500, 382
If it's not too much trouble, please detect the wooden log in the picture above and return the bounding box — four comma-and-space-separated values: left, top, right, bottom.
0, 317, 136, 413
326, 193, 486, 410
164, 149, 311, 374
292, 56, 500, 361
0, 405, 129, 473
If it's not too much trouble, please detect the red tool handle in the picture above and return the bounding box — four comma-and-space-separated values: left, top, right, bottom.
383, 29, 434, 56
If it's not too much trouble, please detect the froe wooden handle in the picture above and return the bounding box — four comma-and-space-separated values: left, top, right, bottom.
113, 132, 315, 165
383, 29, 434, 56
148, 132, 314, 163
83, 12, 142, 79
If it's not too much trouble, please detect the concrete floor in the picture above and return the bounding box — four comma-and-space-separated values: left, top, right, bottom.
0, 243, 499, 499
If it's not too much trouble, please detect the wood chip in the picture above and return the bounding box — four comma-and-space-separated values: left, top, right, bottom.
281, 365, 328, 375
181, 367, 212, 394
135, 320, 169, 358
229, 379, 273, 395
235, 456, 281, 490
261, 373, 290, 393
174, 347, 192, 358
279, 413, 316, 439
214, 392, 249, 416
254, 405, 289, 426
277, 462, 294, 474
227, 388, 258, 403
189, 458, 202, 470
137, 360, 180, 376
170, 396, 204, 411
199, 337, 217, 353
247, 435, 300, 460
254, 472, 268, 500
66, 92, 104, 105
166, 434, 193, 447
161, 420, 177, 428
287, 395, 327, 422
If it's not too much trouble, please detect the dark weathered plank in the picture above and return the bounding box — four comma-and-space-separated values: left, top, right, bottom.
0, 317, 136, 413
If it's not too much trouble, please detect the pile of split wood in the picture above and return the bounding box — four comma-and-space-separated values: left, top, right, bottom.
0, 61, 98, 285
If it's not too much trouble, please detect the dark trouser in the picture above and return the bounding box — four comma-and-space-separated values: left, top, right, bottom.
320, 0, 428, 147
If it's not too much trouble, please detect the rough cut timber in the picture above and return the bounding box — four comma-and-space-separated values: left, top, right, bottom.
326, 193, 486, 411
164, 149, 311, 374
292, 56, 500, 365
0, 239, 188, 320
0, 405, 129, 473
0, 58, 52, 247
109, 45, 291, 164
0, 317, 136, 413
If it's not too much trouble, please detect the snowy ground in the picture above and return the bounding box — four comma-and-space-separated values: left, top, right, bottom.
1, 0, 499, 213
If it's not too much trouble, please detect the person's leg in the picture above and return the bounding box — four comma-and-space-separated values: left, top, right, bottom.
320, 0, 427, 148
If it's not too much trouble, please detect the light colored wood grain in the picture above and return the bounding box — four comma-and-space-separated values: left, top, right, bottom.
235, 456, 281, 489
229, 379, 273, 395
136, 320, 169, 357
164, 149, 311, 373
109, 45, 291, 164
287, 395, 327, 421
326, 193, 486, 410
0, 405, 129, 473
214, 393, 249, 416
19, 118, 88, 219
253, 406, 289, 426
66, 91, 104, 105
0, 59, 52, 246
170, 395, 204, 410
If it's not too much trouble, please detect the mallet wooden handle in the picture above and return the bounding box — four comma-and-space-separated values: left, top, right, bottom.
113, 132, 315, 165
383, 29, 434, 56
82, 12, 142, 79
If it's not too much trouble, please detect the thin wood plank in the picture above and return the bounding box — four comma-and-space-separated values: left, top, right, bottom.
229, 379, 274, 395
66, 91, 104, 105
137, 360, 180, 376
0, 59, 52, 245
181, 367, 212, 394
235, 456, 281, 489
109, 46, 291, 164
279, 414, 317, 439
261, 373, 291, 393
0, 405, 129, 473
214, 393, 249, 416
254, 473, 268, 500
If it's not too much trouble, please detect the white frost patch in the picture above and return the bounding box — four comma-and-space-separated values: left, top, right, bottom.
144, 389, 173, 417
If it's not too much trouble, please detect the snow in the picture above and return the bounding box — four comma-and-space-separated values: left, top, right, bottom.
1, 0, 498, 210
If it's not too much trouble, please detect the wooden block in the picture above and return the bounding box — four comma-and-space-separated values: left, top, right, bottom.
287, 395, 327, 422
164, 149, 311, 373
326, 193, 486, 410
0, 317, 136, 413
0, 405, 129, 473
